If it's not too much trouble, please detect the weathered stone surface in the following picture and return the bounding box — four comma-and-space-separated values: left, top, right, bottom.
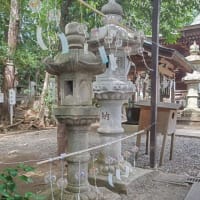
54, 106, 99, 125
43, 21, 116, 200
89, 167, 153, 194
44, 186, 121, 200
89, 0, 144, 193
45, 50, 105, 75
182, 41, 200, 124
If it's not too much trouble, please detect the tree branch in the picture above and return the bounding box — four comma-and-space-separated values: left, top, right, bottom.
60, 0, 73, 31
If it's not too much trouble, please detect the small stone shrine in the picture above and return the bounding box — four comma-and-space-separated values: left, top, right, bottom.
44, 22, 120, 200
88, 0, 145, 193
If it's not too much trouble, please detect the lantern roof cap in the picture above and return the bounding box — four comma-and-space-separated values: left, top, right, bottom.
101, 0, 123, 16
189, 41, 199, 55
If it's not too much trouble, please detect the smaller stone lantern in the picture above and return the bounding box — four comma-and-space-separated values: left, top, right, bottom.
44, 22, 120, 200
88, 0, 145, 193
182, 41, 200, 124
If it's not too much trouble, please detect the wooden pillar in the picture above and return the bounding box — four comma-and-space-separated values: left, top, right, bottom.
150, 0, 161, 168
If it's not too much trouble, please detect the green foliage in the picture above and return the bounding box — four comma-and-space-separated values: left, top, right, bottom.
65, 0, 200, 43
124, 0, 200, 43
13, 45, 47, 86
0, 42, 8, 87
0, 0, 200, 89
44, 89, 54, 118
0, 164, 45, 200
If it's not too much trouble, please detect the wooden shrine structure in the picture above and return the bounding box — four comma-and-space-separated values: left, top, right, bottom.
126, 40, 193, 166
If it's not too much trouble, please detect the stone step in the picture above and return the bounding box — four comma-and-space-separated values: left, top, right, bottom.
184, 183, 200, 200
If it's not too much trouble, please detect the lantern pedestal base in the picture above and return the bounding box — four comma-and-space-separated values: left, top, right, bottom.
89, 167, 153, 194
43, 185, 121, 200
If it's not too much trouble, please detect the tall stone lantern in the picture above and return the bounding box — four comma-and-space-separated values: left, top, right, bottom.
88, 0, 145, 192
182, 41, 200, 124
44, 22, 120, 200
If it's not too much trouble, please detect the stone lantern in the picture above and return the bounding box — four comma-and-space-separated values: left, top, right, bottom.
182, 41, 200, 123
88, 0, 145, 193
44, 22, 120, 200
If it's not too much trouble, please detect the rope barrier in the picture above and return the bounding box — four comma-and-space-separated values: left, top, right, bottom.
0, 124, 154, 166
37, 128, 147, 165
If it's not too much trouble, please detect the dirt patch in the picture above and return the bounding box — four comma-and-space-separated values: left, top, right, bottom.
0, 128, 198, 199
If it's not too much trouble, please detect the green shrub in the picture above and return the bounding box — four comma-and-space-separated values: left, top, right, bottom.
0, 163, 45, 200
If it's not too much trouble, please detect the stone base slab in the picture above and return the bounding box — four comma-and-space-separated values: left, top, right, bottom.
43, 185, 121, 200
178, 109, 200, 125
177, 119, 200, 126
89, 167, 152, 194
183, 109, 200, 117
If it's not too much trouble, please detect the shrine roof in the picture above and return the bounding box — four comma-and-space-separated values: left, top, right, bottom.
131, 40, 193, 74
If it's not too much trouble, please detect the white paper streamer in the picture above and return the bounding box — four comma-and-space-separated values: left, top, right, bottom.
44, 172, 56, 184
108, 173, 114, 187
56, 178, 68, 189
115, 39, 122, 48
84, 43, 88, 54
116, 168, 121, 180
36, 26, 48, 50
124, 166, 130, 178
125, 61, 131, 76
0, 93, 4, 103
162, 76, 168, 89
109, 54, 118, 71
58, 32, 69, 54
98, 46, 108, 64
48, 9, 61, 24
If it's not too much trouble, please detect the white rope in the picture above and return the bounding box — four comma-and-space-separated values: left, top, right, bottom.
0, 159, 47, 165
92, 154, 99, 199
37, 128, 148, 165
49, 161, 55, 200
60, 155, 65, 200
0, 126, 152, 166
78, 160, 81, 200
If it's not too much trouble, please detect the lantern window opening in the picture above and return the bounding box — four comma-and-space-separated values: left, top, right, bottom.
64, 80, 73, 96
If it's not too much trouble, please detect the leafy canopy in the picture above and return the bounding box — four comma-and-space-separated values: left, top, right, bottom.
67, 0, 200, 43
0, 0, 199, 87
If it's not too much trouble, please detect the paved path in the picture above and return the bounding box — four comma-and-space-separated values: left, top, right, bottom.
175, 125, 200, 138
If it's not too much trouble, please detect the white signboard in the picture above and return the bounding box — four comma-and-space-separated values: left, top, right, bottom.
9, 89, 16, 105
0, 93, 4, 103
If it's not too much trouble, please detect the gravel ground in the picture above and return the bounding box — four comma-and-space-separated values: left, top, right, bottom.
160, 136, 200, 176
0, 126, 200, 199
132, 133, 200, 176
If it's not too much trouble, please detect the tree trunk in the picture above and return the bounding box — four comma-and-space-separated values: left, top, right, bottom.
8, 0, 20, 57
38, 71, 50, 127
1, 0, 20, 124
60, 0, 73, 31
55, 0, 72, 154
